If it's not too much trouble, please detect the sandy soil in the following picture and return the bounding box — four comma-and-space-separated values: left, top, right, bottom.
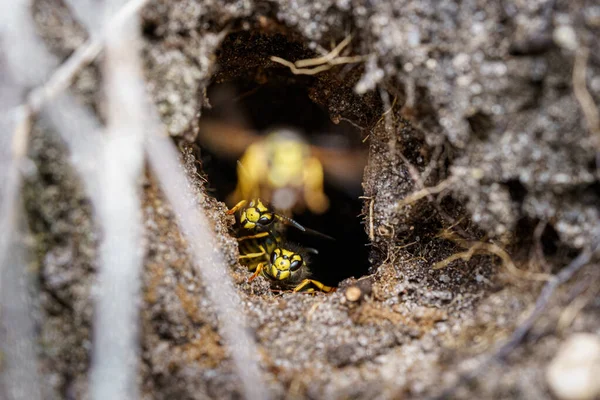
21, 0, 600, 398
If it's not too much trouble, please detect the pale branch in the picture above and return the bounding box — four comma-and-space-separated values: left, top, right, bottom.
22, 0, 150, 117
573, 48, 600, 149
146, 128, 269, 400
89, 3, 146, 399
0, 1, 55, 399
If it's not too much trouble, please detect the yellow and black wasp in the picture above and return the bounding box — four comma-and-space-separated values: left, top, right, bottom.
198, 119, 367, 214
249, 244, 335, 293
231, 129, 329, 215
227, 197, 302, 264
227, 198, 335, 292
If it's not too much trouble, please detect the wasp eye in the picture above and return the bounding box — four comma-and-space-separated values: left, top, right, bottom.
290, 259, 302, 271
270, 251, 277, 264
258, 215, 273, 226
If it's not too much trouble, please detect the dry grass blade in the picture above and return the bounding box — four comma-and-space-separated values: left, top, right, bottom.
1, 0, 266, 397
368, 197, 375, 241
40, 94, 103, 204
0, 1, 56, 398
23, 0, 150, 116
89, 2, 146, 399
146, 125, 268, 400
573, 47, 600, 148
0, 231, 43, 400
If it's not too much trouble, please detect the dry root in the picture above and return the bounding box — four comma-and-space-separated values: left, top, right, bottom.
433, 230, 551, 281
395, 177, 456, 209
270, 35, 367, 75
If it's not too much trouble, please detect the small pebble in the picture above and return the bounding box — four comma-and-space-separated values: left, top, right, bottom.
553, 25, 578, 51
546, 333, 600, 400
345, 286, 362, 302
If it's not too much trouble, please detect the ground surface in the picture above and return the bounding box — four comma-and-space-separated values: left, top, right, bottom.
19, 0, 600, 398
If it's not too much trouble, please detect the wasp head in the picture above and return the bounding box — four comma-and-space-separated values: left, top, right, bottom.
266, 247, 305, 282
240, 199, 275, 230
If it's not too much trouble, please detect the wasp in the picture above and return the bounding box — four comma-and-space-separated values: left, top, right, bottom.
198, 81, 367, 214
227, 197, 306, 266
227, 198, 334, 293
230, 129, 329, 214
198, 121, 367, 210
249, 243, 335, 293
227, 197, 305, 233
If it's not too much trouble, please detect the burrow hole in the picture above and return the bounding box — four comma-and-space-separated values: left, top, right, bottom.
196, 29, 378, 286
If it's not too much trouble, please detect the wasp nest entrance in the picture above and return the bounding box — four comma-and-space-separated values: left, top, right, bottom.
197, 29, 382, 286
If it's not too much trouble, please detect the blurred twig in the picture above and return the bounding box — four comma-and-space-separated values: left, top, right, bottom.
0, 1, 53, 399
5, 0, 148, 200
146, 122, 268, 400
573, 48, 600, 149
5, 0, 150, 164
27, 0, 149, 115
2, 0, 267, 399
0, 231, 42, 400
89, 2, 145, 399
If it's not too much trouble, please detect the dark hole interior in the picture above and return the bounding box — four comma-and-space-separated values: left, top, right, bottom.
540, 223, 559, 257
466, 111, 494, 141
505, 179, 528, 204
198, 79, 371, 286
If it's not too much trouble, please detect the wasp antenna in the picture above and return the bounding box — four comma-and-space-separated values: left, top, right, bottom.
276, 214, 336, 240
305, 247, 319, 255
302, 227, 336, 241
277, 214, 307, 232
